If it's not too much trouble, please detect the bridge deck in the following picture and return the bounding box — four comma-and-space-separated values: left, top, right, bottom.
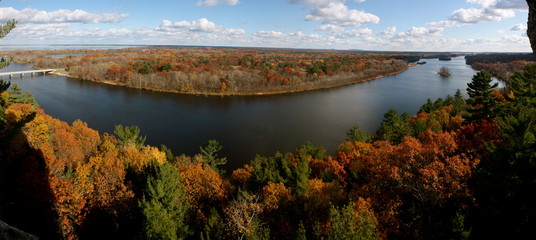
0, 69, 56, 77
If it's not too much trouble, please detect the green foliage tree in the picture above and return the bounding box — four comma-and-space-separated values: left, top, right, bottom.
139, 64, 152, 75
139, 163, 190, 240
294, 222, 307, 240
466, 71, 499, 122
327, 202, 378, 240
114, 125, 146, 148
0, 80, 10, 132
375, 109, 413, 143
199, 208, 225, 240
346, 125, 368, 142
199, 139, 227, 174
250, 143, 313, 195
160, 144, 175, 164
507, 63, 536, 105
472, 64, 536, 238
419, 90, 466, 115
0, 19, 16, 39
6, 83, 39, 106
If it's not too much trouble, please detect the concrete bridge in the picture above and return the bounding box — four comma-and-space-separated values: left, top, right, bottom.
0, 69, 56, 78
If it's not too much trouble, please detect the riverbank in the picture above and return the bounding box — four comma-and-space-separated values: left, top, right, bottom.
48, 64, 415, 96
13, 47, 412, 96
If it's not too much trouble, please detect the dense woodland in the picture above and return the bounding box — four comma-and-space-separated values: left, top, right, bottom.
465, 53, 536, 81
2, 52, 536, 238
3, 48, 409, 95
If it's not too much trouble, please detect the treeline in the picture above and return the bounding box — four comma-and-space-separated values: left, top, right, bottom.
7, 47, 408, 95
1, 64, 536, 239
465, 53, 536, 81
465, 53, 536, 65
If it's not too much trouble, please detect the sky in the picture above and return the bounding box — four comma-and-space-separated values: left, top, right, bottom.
0, 0, 531, 52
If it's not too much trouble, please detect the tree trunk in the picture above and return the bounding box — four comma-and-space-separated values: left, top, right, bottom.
528, 0, 536, 54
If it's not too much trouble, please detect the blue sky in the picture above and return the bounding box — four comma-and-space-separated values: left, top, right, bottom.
0, 0, 530, 52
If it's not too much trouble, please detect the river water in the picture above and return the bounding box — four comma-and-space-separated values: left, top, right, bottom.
1, 57, 481, 170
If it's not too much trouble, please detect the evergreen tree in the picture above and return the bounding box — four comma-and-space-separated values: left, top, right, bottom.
139, 163, 190, 240
199, 140, 227, 175
114, 125, 146, 149
199, 208, 225, 240
6, 83, 39, 107
466, 71, 499, 122
375, 109, 413, 143
0, 79, 10, 132
0, 19, 16, 38
472, 64, 536, 238
346, 125, 368, 142
507, 64, 536, 105
327, 202, 378, 240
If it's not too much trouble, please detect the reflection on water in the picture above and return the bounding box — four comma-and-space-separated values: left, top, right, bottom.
2, 57, 479, 170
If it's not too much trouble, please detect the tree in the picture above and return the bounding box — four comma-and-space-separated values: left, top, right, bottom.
0, 19, 16, 39
327, 200, 379, 240
438, 66, 451, 77
471, 64, 536, 238
6, 84, 39, 106
139, 163, 190, 240
466, 71, 499, 122
114, 125, 146, 149
375, 109, 413, 143
225, 191, 268, 240
346, 125, 368, 142
199, 140, 227, 174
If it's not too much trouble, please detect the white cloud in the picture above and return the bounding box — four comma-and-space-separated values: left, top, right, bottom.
289, 0, 379, 28
196, 0, 240, 7
156, 18, 221, 32
450, 7, 515, 24
378, 26, 397, 36
222, 28, 247, 37
341, 28, 373, 38
449, 0, 526, 25
511, 23, 527, 31
316, 24, 344, 32
253, 30, 286, 39
0, 7, 128, 24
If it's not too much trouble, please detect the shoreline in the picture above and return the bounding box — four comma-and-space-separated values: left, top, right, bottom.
47, 64, 416, 97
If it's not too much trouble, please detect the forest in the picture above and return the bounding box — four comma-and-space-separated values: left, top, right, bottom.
465, 53, 536, 81
2, 47, 410, 95
1, 53, 536, 239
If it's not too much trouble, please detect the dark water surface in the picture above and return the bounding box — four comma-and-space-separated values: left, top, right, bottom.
2, 57, 480, 170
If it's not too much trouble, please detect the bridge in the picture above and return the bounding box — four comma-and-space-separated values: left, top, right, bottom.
0, 69, 56, 78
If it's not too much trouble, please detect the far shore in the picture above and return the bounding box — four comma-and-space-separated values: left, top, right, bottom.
47, 64, 416, 97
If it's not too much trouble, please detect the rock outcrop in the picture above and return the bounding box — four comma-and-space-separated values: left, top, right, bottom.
528, 0, 536, 54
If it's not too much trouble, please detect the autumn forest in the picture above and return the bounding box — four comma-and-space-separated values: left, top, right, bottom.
8, 47, 410, 95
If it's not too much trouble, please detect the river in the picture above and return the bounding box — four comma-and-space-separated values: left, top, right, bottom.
1, 56, 482, 170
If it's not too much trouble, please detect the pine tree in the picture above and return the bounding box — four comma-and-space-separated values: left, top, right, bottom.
139, 163, 190, 240
114, 125, 146, 149
346, 125, 368, 142
6, 83, 39, 106
327, 202, 378, 240
466, 71, 499, 122
199, 140, 227, 175
375, 109, 413, 143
